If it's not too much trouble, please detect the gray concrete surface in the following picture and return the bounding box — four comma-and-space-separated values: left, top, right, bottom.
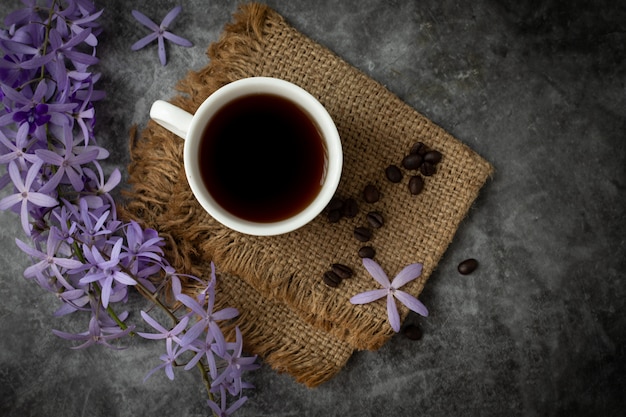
1, 0, 624, 416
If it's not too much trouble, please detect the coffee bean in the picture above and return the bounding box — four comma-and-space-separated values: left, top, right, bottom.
343, 198, 358, 218
408, 175, 424, 195
410, 141, 427, 155
366, 211, 384, 229
327, 209, 342, 223
326, 197, 344, 212
331, 263, 353, 279
458, 258, 478, 275
420, 162, 436, 176
358, 246, 376, 258
402, 324, 423, 340
363, 184, 380, 203
423, 150, 442, 165
323, 270, 342, 287
402, 153, 423, 170
385, 164, 403, 183
354, 226, 372, 242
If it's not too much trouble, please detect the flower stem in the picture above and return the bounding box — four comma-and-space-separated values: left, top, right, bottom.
134, 280, 179, 323
40, 1, 58, 80
196, 361, 219, 417
92, 281, 131, 332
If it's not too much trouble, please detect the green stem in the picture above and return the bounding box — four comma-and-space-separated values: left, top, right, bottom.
92, 281, 131, 333
40, 2, 57, 80
134, 280, 179, 323
196, 361, 218, 417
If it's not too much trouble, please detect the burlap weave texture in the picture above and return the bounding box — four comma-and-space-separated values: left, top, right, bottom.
122, 3, 492, 385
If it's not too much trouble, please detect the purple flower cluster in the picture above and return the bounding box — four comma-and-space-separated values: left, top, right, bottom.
0, 1, 255, 414
140, 262, 259, 413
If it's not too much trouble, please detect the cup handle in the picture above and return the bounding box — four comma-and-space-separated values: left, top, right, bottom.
149, 100, 193, 140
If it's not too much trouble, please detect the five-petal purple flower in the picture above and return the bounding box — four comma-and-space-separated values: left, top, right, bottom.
15, 229, 83, 289
79, 238, 137, 308
0, 160, 58, 235
130, 6, 193, 66
138, 310, 189, 342
350, 258, 429, 332
52, 315, 134, 350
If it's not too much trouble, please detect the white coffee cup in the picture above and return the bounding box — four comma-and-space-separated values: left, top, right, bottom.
150, 77, 342, 236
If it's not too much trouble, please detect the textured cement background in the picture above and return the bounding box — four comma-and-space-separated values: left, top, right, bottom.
1, 0, 625, 416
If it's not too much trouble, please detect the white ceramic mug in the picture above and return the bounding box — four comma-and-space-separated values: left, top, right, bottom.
150, 77, 342, 236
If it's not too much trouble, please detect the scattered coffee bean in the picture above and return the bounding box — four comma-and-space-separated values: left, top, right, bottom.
327, 209, 342, 223
323, 270, 342, 287
402, 153, 423, 170
458, 258, 478, 275
402, 324, 423, 341
366, 211, 384, 229
420, 161, 436, 176
331, 263, 353, 279
408, 175, 424, 195
354, 226, 372, 242
385, 164, 403, 183
410, 141, 426, 155
358, 246, 376, 258
343, 198, 358, 218
363, 184, 380, 203
423, 150, 442, 165
326, 197, 344, 212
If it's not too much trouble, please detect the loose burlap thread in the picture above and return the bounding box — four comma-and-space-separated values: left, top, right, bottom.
121, 3, 493, 386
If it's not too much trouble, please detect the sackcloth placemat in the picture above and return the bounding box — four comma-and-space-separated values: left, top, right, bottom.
121, 2, 493, 385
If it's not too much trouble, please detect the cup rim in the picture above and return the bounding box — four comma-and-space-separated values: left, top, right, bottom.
183, 77, 342, 236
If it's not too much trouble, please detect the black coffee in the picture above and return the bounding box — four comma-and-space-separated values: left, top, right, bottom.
199, 93, 326, 223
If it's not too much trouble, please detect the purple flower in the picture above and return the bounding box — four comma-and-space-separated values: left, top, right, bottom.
0, 123, 39, 170
84, 163, 121, 195
81, 162, 120, 213
143, 337, 183, 381
3, 0, 40, 27
119, 220, 164, 275
176, 263, 239, 349
54, 288, 90, 316
137, 310, 189, 342
37, 27, 99, 90
50, 204, 78, 245
52, 315, 134, 350
130, 6, 193, 66
0, 52, 37, 89
207, 386, 248, 417
36, 124, 99, 193
15, 229, 83, 289
211, 327, 259, 396
0, 160, 58, 235
0, 80, 75, 140
184, 329, 221, 379
0, 27, 47, 82
67, 86, 97, 144
55, 6, 104, 48
69, 197, 113, 246
350, 258, 429, 332
79, 238, 137, 308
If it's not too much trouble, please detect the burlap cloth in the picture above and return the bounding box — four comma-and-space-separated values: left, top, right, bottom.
120, 3, 493, 387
